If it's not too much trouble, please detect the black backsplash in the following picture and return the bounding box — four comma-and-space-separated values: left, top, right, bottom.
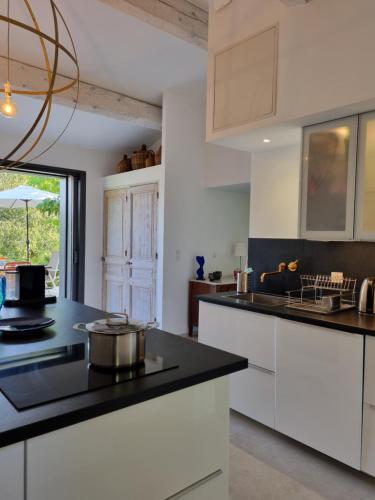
248, 238, 375, 295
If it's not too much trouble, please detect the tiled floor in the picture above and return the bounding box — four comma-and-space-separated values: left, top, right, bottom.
230, 411, 375, 500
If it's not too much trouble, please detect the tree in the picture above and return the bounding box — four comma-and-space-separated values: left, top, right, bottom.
0, 172, 60, 264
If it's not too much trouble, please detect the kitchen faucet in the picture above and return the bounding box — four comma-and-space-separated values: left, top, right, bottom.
260, 260, 299, 283
260, 262, 287, 283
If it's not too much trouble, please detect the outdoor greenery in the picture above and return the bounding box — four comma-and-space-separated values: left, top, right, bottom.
0, 172, 60, 264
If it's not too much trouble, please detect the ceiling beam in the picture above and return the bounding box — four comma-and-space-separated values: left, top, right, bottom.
98, 0, 208, 49
0, 57, 162, 131
280, 0, 311, 5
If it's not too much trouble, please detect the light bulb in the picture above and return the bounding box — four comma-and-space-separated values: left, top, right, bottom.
0, 81, 18, 118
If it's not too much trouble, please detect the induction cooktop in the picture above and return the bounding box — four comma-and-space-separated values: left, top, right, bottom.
0, 343, 178, 410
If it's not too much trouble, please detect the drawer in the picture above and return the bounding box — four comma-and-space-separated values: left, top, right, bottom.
362, 403, 375, 476
199, 303, 276, 371
230, 365, 275, 429
230, 309, 276, 371
167, 469, 227, 500
365, 336, 375, 405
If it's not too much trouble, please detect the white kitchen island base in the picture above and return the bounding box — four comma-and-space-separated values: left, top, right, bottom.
25, 377, 229, 500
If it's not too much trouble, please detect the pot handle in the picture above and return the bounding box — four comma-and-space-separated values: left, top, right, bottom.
73, 322, 87, 332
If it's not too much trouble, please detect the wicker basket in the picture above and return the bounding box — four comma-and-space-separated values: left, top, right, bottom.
116, 154, 132, 173
155, 146, 162, 165
145, 151, 155, 168
131, 144, 148, 170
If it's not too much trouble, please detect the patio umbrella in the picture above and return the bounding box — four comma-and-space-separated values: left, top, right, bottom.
0, 185, 59, 261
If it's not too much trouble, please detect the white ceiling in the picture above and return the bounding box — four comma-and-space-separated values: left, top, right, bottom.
0, 94, 161, 155
4, 0, 208, 106
0, 0, 208, 154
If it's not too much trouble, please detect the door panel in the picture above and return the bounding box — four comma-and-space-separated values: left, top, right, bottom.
105, 280, 125, 313
103, 189, 127, 312
127, 184, 157, 322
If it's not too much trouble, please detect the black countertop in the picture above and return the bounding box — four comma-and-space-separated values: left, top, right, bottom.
0, 299, 247, 448
199, 293, 375, 336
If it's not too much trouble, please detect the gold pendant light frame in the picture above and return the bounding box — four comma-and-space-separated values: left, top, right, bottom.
0, 0, 79, 169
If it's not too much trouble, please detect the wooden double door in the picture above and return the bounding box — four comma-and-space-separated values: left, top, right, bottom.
103, 184, 158, 322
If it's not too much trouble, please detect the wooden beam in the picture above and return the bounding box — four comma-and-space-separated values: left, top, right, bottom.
98, 0, 208, 49
0, 57, 162, 130
280, 0, 311, 6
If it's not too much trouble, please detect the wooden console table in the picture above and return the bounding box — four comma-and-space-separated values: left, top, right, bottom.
188, 277, 237, 336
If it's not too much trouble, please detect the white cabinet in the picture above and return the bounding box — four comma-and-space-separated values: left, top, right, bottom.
355, 111, 375, 240
361, 335, 375, 476
362, 404, 375, 476
26, 378, 229, 500
0, 442, 24, 500
230, 366, 275, 428
276, 319, 363, 469
199, 302, 276, 370
208, 25, 278, 134
199, 301, 276, 427
300, 116, 358, 240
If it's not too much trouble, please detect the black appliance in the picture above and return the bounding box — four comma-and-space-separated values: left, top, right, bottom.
5, 265, 56, 307
0, 342, 178, 410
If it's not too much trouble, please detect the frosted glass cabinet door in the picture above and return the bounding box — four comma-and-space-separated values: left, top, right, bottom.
355, 111, 375, 240
300, 116, 358, 240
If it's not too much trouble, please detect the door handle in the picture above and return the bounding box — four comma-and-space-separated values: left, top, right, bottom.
126, 261, 132, 265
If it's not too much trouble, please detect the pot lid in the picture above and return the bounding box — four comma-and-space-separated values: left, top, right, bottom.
85, 315, 156, 335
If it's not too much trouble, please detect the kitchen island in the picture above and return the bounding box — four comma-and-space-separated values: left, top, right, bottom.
0, 299, 247, 500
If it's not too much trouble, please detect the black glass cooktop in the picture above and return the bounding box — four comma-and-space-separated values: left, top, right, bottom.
0, 343, 178, 410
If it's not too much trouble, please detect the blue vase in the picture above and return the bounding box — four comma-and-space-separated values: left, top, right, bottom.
196, 256, 205, 280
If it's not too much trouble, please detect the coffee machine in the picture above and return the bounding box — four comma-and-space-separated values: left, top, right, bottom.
4, 265, 56, 306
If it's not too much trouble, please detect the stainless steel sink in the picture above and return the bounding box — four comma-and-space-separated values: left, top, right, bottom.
220, 292, 288, 307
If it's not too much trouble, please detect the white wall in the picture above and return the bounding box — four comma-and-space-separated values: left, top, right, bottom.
104, 165, 165, 325
205, 143, 251, 188
0, 132, 118, 308
162, 80, 250, 334
249, 144, 301, 239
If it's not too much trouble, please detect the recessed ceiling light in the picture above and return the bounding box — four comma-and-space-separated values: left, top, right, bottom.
263, 138, 271, 143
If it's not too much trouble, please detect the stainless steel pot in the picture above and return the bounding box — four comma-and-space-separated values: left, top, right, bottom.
73, 314, 158, 369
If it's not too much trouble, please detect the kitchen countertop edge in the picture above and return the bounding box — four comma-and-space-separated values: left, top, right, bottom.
198, 294, 375, 337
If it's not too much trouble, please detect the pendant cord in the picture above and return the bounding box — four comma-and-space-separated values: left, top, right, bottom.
7, 0, 10, 82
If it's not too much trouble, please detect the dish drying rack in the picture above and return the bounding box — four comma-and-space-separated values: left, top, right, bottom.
286, 274, 357, 314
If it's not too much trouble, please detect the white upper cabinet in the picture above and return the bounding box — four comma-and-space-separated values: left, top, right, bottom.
206, 1, 375, 150
300, 116, 358, 240
210, 25, 278, 133
355, 111, 375, 241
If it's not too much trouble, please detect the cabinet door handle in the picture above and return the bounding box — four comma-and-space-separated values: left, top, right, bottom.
165, 469, 223, 499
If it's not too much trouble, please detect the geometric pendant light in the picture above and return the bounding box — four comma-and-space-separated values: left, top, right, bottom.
0, 0, 79, 169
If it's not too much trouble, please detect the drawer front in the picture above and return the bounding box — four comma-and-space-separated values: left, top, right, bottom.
0, 442, 24, 500
230, 309, 276, 371
362, 403, 375, 476
167, 469, 227, 500
365, 336, 375, 405
276, 319, 363, 469
230, 365, 275, 429
199, 302, 275, 371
